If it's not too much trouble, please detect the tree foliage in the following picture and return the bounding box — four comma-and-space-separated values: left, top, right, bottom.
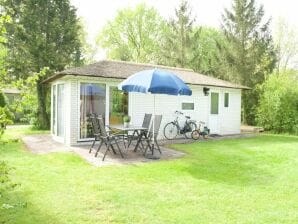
1, 0, 83, 129
0, 91, 6, 107
221, 0, 276, 124
274, 18, 298, 73
97, 3, 167, 63
256, 71, 298, 134
161, 0, 200, 68
189, 27, 227, 77
12, 68, 49, 127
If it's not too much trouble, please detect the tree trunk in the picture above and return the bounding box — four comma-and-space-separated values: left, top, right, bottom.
36, 81, 50, 129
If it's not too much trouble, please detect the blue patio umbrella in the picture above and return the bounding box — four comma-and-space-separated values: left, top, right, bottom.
118, 69, 192, 156
118, 69, 192, 96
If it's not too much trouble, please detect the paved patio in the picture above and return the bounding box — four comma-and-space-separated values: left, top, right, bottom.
22, 134, 186, 167
22, 133, 255, 167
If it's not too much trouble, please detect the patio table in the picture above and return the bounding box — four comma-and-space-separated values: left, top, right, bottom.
109, 125, 148, 152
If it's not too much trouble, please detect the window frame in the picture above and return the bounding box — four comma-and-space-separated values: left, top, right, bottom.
181, 102, 195, 111
210, 92, 219, 115
224, 92, 229, 108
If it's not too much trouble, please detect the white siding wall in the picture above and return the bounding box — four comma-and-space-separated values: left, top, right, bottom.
129, 85, 210, 139
50, 75, 242, 145
129, 85, 242, 139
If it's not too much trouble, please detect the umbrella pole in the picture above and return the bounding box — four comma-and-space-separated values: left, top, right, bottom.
152, 95, 155, 155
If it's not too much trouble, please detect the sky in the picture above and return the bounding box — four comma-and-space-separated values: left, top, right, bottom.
70, 0, 298, 59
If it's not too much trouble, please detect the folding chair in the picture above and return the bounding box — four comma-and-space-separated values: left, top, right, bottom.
138, 115, 163, 155
96, 117, 125, 161
88, 113, 102, 154
128, 113, 152, 148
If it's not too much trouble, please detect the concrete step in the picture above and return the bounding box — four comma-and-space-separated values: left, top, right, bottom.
241, 125, 264, 133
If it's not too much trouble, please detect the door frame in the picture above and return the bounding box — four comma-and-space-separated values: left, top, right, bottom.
51, 82, 66, 143
209, 91, 220, 134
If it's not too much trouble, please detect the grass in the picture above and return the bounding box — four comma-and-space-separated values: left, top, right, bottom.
0, 126, 298, 224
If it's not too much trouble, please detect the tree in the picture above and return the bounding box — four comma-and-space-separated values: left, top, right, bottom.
97, 4, 167, 63
1, 0, 83, 129
221, 0, 276, 124
189, 26, 228, 77
274, 18, 298, 73
161, 0, 200, 68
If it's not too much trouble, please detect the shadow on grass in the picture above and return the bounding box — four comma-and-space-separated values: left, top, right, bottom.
0, 182, 65, 224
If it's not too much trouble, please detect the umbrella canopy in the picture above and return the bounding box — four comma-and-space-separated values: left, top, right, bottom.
81, 84, 106, 96
118, 69, 192, 96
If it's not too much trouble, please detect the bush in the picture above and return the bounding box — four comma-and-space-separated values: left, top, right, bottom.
0, 91, 6, 107
0, 106, 14, 138
256, 71, 298, 134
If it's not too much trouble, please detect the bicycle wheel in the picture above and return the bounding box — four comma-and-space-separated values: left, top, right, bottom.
202, 133, 209, 139
184, 121, 197, 139
191, 130, 200, 140
164, 122, 178, 140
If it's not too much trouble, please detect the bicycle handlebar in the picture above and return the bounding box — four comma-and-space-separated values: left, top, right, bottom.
175, 110, 184, 115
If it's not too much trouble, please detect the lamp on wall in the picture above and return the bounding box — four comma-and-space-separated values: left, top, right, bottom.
203, 87, 210, 96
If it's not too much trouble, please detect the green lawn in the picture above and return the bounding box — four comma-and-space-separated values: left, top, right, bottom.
1, 126, 298, 224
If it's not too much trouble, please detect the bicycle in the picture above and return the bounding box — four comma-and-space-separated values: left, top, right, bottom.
163, 111, 197, 140
191, 121, 210, 140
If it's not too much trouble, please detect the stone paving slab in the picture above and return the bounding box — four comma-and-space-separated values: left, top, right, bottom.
22, 134, 185, 167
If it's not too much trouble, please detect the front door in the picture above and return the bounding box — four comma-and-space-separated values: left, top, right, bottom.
209, 92, 220, 134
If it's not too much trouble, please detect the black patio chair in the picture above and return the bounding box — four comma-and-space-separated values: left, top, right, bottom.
88, 113, 102, 154
96, 117, 125, 161
127, 113, 152, 148
136, 115, 163, 155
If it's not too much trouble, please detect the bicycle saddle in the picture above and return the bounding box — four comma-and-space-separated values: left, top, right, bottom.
185, 116, 190, 119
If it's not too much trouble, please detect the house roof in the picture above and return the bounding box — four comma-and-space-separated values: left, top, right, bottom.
43, 60, 250, 90
2, 88, 21, 94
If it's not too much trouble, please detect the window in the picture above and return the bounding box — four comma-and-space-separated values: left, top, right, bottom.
224, 93, 229, 107
182, 102, 194, 110
109, 87, 128, 125
80, 83, 106, 139
210, 92, 219, 114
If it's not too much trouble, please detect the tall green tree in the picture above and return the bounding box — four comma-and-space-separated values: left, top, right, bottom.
161, 0, 200, 68
221, 0, 276, 124
1, 0, 83, 129
97, 4, 167, 63
190, 26, 228, 77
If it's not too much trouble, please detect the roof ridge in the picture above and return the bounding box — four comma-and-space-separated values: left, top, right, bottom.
101, 59, 194, 72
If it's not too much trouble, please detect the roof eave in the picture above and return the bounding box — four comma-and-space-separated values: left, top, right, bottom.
42, 73, 251, 90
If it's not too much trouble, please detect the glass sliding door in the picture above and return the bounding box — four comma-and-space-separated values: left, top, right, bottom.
51, 84, 64, 138
80, 83, 106, 139
52, 85, 56, 134
109, 87, 128, 125
57, 84, 64, 137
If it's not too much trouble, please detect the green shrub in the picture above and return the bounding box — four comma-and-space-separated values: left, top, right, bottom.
0, 91, 6, 107
0, 106, 14, 138
123, 115, 131, 123
256, 71, 298, 134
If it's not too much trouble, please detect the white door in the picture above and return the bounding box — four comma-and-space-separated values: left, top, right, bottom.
209, 92, 220, 134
